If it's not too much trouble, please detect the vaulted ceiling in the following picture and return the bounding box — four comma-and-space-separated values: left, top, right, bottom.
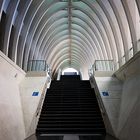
0, 0, 140, 78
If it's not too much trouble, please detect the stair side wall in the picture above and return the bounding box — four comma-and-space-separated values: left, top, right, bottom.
90, 75, 122, 137
115, 52, 140, 140
19, 72, 50, 138
0, 51, 26, 140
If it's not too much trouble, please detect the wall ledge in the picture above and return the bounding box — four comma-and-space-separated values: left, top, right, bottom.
26, 71, 48, 77
114, 51, 140, 81
94, 71, 114, 77
0, 50, 26, 75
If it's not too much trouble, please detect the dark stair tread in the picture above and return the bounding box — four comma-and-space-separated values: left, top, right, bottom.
38, 120, 104, 124
36, 76, 106, 136
37, 124, 104, 128
40, 114, 101, 116
43, 104, 98, 106
43, 102, 97, 105
39, 116, 103, 120
41, 110, 101, 113
36, 127, 105, 131
42, 109, 101, 112
42, 105, 99, 107
36, 127, 106, 134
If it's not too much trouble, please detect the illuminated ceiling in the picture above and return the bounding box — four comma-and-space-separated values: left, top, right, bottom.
0, 0, 140, 78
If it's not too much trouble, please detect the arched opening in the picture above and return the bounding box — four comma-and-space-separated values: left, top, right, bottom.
62, 67, 79, 75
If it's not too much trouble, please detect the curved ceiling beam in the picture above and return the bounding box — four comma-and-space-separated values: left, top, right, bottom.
52, 52, 86, 71
20, 0, 114, 71
78, 0, 118, 61
72, 4, 113, 59
16, 0, 45, 67
32, 22, 68, 59
48, 42, 92, 67
44, 33, 96, 65
52, 56, 88, 76
34, 20, 93, 60
38, 15, 103, 61
53, 59, 80, 77
11, 0, 33, 62
42, 31, 95, 61
26, 29, 69, 70
71, 18, 105, 59
29, 11, 68, 61
52, 54, 84, 73
97, 0, 124, 66
42, 30, 69, 58
50, 47, 69, 68
49, 44, 90, 69
71, 24, 102, 59
53, 58, 83, 76
58, 58, 89, 74
121, 0, 140, 54
34, 17, 68, 60
22, 1, 68, 70
22, 0, 114, 71
38, 22, 98, 62
72, 11, 108, 59
47, 36, 94, 66
0, 0, 139, 77
108, 0, 132, 61
2, 0, 20, 56
47, 38, 91, 67
0, 0, 6, 20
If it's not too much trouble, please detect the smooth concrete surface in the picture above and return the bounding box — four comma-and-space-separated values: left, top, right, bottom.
94, 71, 114, 77
0, 51, 26, 140
115, 51, 140, 81
92, 53, 140, 140
57, 69, 62, 80
114, 51, 140, 140
90, 76, 114, 137
95, 77, 122, 136
26, 71, 48, 77
20, 73, 48, 138
90, 75, 122, 137
81, 68, 89, 80
26, 71, 51, 89
117, 76, 140, 140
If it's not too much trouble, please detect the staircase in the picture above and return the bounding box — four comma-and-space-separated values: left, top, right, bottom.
36, 75, 106, 139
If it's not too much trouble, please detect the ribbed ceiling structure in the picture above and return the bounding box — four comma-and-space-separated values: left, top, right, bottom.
0, 0, 140, 78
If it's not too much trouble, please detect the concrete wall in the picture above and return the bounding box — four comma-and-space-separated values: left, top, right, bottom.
90, 72, 123, 137
0, 50, 50, 140
91, 52, 140, 140
0, 51, 26, 140
117, 76, 140, 140
20, 72, 49, 138
115, 52, 140, 140
80, 68, 89, 80
57, 69, 62, 80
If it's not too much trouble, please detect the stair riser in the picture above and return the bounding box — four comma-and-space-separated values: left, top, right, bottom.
36, 76, 106, 136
